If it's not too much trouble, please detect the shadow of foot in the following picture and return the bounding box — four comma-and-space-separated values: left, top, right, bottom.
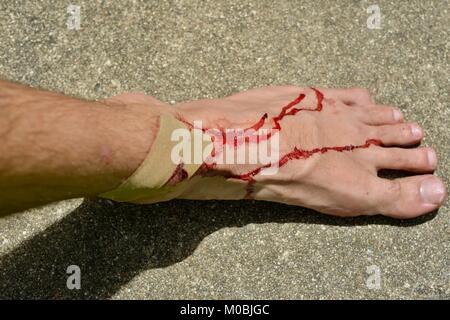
0, 198, 436, 299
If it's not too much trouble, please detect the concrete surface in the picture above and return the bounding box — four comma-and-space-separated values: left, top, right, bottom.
0, 0, 448, 299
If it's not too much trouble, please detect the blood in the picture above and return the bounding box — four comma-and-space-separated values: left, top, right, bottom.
234, 138, 382, 183
175, 88, 381, 198
167, 162, 189, 186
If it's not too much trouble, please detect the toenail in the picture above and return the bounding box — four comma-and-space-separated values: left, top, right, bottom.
420, 177, 446, 205
393, 109, 403, 121
427, 149, 437, 168
410, 124, 422, 138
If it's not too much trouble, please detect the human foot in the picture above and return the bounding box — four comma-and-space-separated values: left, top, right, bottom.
111, 87, 448, 218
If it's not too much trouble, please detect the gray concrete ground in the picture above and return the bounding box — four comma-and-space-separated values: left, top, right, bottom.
0, 0, 448, 299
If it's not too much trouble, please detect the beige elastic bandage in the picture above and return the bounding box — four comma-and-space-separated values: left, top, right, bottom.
99, 114, 209, 204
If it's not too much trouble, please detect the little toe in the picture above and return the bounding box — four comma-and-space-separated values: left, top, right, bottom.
322, 87, 374, 106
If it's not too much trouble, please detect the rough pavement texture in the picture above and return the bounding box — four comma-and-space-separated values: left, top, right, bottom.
0, 0, 448, 299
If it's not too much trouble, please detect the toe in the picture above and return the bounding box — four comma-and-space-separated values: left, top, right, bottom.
323, 87, 374, 106
374, 175, 447, 218
360, 105, 404, 125
373, 122, 423, 146
369, 147, 437, 173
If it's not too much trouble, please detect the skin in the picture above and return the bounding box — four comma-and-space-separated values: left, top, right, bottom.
0, 80, 160, 214
0, 81, 447, 218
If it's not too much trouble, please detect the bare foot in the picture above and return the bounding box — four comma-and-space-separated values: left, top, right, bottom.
112, 87, 448, 218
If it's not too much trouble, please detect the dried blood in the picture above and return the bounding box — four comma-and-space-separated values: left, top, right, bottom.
176, 88, 381, 198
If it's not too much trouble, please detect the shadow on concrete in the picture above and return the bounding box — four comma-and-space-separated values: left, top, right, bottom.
0, 198, 437, 299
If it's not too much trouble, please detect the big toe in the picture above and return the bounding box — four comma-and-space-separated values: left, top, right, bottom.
375, 175, 447, 218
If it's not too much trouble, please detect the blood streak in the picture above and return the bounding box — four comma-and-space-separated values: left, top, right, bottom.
235, 139, 382, 183
167, 162, 189, 186
175, 88, 381, 198
204, 90, 307, 163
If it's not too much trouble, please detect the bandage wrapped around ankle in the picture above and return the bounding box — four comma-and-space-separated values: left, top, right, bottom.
99, 114, 209, 204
